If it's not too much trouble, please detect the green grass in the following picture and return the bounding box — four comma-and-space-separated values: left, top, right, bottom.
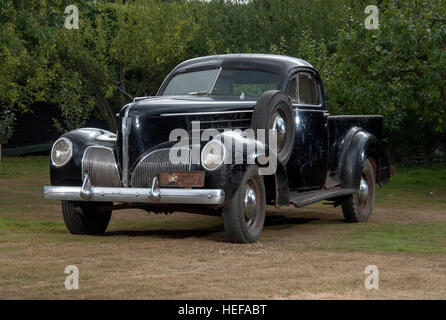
0, 156, 49, 179
0, 215, 221, 235
389, 166, 446, 188
374, 166, 446, 210
0, 217, 64, 231
316, 222, 446, 254
377, 166, 446, 195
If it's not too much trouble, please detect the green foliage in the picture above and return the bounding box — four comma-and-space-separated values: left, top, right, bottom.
0, 0, 65, 143
54, 1, 120, 130
0, 0, 444, 162
0, 110, 16, 145
52, 67, 95, 132
0, 0, 63, 109
325, 0, 446, 160
53, 0, 197, 130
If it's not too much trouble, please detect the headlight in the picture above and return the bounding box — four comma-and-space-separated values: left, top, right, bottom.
201, 139, 226, 171
51, 137, 73, 167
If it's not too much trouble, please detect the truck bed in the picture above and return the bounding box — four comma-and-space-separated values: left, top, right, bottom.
327, 115, 384, 171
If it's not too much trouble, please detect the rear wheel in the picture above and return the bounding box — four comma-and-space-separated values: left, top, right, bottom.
222, 166, 266, 243
342, 159, 375, 222
62, 201, 112, 235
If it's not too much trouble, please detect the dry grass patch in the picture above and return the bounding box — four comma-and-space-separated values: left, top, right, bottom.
0, 156, 445, 299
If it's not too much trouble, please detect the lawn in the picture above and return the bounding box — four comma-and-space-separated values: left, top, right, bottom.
0, 156, 445, 299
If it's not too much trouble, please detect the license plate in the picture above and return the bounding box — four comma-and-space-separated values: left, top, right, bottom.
159, 171, 205, 187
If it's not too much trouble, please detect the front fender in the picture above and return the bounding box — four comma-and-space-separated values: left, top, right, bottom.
50, 128, 117, 186
206, 131, 288, 206
337, 128, 391, 189
202, 130, 257, 204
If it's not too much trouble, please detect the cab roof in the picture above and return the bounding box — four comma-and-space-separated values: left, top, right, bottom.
172, 53, 314, 73
158, 54, 316, 95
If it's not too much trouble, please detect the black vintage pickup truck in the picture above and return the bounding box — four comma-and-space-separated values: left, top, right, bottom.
43, 54, 393, 243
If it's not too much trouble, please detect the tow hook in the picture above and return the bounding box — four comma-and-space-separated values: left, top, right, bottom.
149, 177, 161, 202
80, 172, 92, 200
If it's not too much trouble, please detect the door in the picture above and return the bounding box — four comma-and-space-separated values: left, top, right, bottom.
285, 71, 329, 191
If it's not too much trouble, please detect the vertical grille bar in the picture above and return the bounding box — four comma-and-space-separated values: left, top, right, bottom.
81, 146, 121, 187
130, 148, 191, 188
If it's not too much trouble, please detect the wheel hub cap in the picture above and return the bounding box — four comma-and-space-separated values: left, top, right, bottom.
358, 177, 369, 204
272, 115, 287, 151
244, 185, 258, 223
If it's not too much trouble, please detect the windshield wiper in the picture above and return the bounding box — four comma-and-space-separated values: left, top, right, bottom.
187, 91, 209, 96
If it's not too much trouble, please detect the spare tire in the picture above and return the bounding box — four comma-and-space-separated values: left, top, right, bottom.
251, 90, 296, 164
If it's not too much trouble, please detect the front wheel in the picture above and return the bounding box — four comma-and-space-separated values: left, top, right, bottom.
62, 201, 112, 235
342, 159, 375, 222
222, 166, 266, 243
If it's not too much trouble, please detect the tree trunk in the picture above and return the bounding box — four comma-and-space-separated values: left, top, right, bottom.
0, 144, 2, 166
94, 94, 118, 132
75, 58, 118, 132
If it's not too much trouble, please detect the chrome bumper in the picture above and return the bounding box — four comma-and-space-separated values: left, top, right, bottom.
42, 185, 225, 205
43, 174, 224, 205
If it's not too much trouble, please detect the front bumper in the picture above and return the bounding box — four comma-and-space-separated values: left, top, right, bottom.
43, 185, 225, 205
43, 174, 224, 205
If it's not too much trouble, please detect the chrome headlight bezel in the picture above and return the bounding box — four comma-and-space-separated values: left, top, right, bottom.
51, 137, 73, 168
201, 139, 226, 171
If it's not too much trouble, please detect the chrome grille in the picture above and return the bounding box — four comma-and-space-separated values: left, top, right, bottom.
188, 112, 252, 134
82, 146, 121, 187
131, 148, 191, 188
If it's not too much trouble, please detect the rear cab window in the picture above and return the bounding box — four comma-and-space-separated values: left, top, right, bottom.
286, 72, 320, 105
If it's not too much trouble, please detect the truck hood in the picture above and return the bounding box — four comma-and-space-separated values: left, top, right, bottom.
116, 95, 256, 172
122, 96, 257, 118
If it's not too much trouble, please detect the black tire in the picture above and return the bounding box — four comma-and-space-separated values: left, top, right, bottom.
62, 201, 112, 235
222, 166, 266, 243
251, 90, 296, 164
342, 159, 375, 222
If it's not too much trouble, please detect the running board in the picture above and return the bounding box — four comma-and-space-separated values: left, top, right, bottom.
290, 187, 355, 208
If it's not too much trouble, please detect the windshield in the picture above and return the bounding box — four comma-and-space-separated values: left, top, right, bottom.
162, 68, 280, 98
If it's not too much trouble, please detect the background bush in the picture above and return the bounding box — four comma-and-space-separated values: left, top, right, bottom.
0, 0, 445, 165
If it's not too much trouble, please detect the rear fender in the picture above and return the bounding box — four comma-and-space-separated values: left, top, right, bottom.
337, 128, 391, 189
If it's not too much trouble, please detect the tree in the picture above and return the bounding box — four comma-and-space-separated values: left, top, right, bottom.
324, 0, 446, 160
0, 109, 15, 164
55, 0, 197, 132
0, 0, 60, 150
0, 0, 444, 165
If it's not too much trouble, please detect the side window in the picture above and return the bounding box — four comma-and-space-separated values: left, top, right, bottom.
298, 72, 319, 105
213, 78, 231, 95
285, 75, 298, 102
